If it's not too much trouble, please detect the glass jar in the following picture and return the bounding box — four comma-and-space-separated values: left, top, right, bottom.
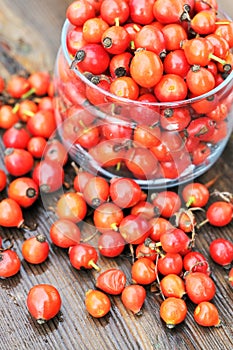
53, 18, 233, 190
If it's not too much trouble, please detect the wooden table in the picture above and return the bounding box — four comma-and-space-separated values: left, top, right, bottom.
0, 1, 232, 349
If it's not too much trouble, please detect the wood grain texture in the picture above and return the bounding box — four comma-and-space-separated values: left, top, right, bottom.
0, 1, 233, 350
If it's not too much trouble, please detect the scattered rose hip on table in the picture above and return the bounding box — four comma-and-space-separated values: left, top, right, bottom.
96, 268, 126, 295
98, 230, 125, 258
131, 200, 157, 220
183, 251, 210, 275
32, 158, 65, 193
151, 191, 181, 218
72, 165, 94, 193
8, 177, 39, 208
0, 169, 7, 192
229, 268, 233, 287
26, 71, 51, 97
149, 217, 174, 242
6, 75, 30, 99
85, 289, 111, 318
194, 301, 221, 327
0, 105, 19, 129
49, 219, 81, 248
157, 252, 183, 276
160, 274, 186, 299
182, 182, 210, 208
121, 284, 146, 315
119, 214, 152, 245
209, 238, 233, 267
93, 202, 124, 233
198, 201, 233, 228
109, 177, 145, 209
135, 242, 158, 261
82, 176, 110, 207
56, 192, 87, 223
160, 297, 187, 328
27, 284, 62, 324
2, 122, 31, 149
22, 233, 50, 264
69, 243, 100, 271
158, 228, 191, 254
0, 249, 21, 278
17, 99, 38, 122
131, 257, 157, 285
184, 272, 216, 304
43, 139, 68, 166
27, 109, 56, 139
0, 198, 24, 228
27, 136, 47, 159
4, 148, 34, 177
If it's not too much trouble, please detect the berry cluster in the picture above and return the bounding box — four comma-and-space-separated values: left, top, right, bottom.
55, 0, 233, 184
66, 0, 233, 97
0, 71, 232, 327
0, 0, 233, 330
52, 173, 233, 325
0, 71, 66, 322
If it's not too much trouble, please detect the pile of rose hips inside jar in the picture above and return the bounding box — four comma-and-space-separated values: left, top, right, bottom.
66, 0, 233, 97
0, 68, 233, 328
54, 0, 233, 182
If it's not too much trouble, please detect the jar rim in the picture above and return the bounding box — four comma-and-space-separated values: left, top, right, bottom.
61, 18, 233, 108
